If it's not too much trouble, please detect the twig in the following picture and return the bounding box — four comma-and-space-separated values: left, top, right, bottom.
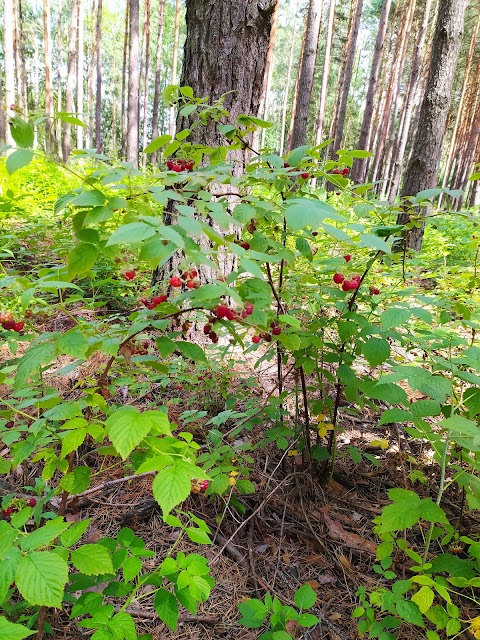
66, 471, 155, 502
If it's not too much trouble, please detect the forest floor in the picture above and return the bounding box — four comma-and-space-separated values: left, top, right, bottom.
1, 312, 478, 640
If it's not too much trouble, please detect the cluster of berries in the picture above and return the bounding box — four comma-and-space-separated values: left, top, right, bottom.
0, 312, 24, 332
170, 269, 200, 289
252, 321, 281, 345
203, 302, 255, 343
140, 294, 168, 310
123, 270, 136, 281
333, 272, 361, 291
283, 162, 312, 180
166, 158, 194, 172
2, 497, 36, 518
330, 167, 350, 177
190, 479, 209, 494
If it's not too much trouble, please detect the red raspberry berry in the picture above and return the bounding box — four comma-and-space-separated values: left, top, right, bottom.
186, 280, 195, 289
28, 498, 37, 507
300, 172, 309, 179
124, 270, 136, 280
189, 270, 198, 278
152, 295, 168, 305
13, 321, 24, 332
1, 320, 15, 330
333, 273, 345, 284
203, 324, 212, 334
198, 480, 209, 492
209, 331, 218, 343
272, 325, 281, 336
244, 302, 254, 315
240, 242, 250, 250
146, 302, 156, 310
215, 304, 229, 319
170, 277, 182, 287
5, 421, 14, 428
344, 254, 352, 262
225, 309, 236, 320
342, 167, 350, 176
252, 335, 261, 344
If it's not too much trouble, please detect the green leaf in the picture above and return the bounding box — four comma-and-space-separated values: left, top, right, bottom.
71, 544, 115, 575
6, 149, 34, 174
395, 599, 424, 626
144, 134, 172, 153
175, 341, 207, 363
71, 190, 106, 207
286, 145, 309, 167
59, 466, 91, 494
439, 416, 479, 437
297, 613, 319, 627
284, 198, 341, 232
154, 589, 179, 631
106, 222, 156, 246
0, 616, 36, 639
16, 551, 68, 607
152, 462, 191, 516
238, 599, 269, 628
67, 243, 98, 276
411, 587, 434, 614
60, 428, 88, 458
380, 307, 412, 329
362, 338, 391, 368
106, 407, 171, 459
10, 117, 34, 148
376, 489, 421, 533
296, 237, 313, 261
122, 556, 142, 581
60, 519, 91, 547
0, 521, 19, 553
0, 547, 21, 601
56, 329, 89, 359
21, 518, 72, 551
357, 233, 390, 252
294, 583, 316, 609
15, 342, 56, 389
378, 408, 413, 425
278, 332, 302, 352
185, 527, 212, 544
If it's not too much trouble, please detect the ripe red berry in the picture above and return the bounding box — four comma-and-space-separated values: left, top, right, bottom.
342, 281, 351, 292
225, 309, 236, 320
189, 270, 198, 278
241, 310, 248, 319
1, 320, 15, 330
140, 297, 149, 307
198, 480, 209, 492
13, 321, 24, 332
186, 280, 195, 289
252, 335, 261, 344
344, 254, 352, 262
369, 286, 381, 295
203, 324, 212, 334
28, 498, 36, 507
333, 273, 345, 284
244, 302, 254, 315
124, 270, 136, 280
209, 331, 218, 343
342, 167, 350, 176
283, 162, 290, 168
2, 507, 13, 517
146, 302, 156, 310
215, 304, 229, 319
240, 242, 250, 250
300, 172, 309, 179
152, 295, 168, 305
272, 325, 281, 336
170, 277, 182, 287
263, 333, 272, 342
5, 421, 14, 428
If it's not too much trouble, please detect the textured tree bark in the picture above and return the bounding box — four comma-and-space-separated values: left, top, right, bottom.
77, 0, 84, 148
395, 0, 468, 251
279, 10, 299, 156
120, 0, 129, 159
43, 0, 55, 154
141, 0, 151, 168
126, 0, 139, 166
95, 0, 103, 152
387, 0, 433, 200
85, 0, 95, 149
64, 0, 78, 160
12, 0, 22, 111
331, 0, 364, 155
257, 0, 280, 149
17, 0, 28, 113
288, 0, 324, 150
151, 0, 165, 164
351, 0, 391, 183
4, 0, 15, 147
56, 0, 63, 157
314, 0, 336, 148
168, 0, 182, 137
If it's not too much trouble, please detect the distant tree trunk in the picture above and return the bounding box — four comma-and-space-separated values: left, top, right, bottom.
0, 71, 4, 145
279, 13, 298, 156
440, 5, 480, 196
331, 0, 364, 155
43, 0, 55, 154
17, 0, 28, 113
95, 0, 102, 152
396, 0, 467, 252
77, 0, 85, 148
387, 0, 433, 200
64, 0, 78, 160
86, 27, 95, 149
120, 0, 129, 158
127, 0, 140, 166
288, 0, 323, 150
141, 0, 151, 168
4, 0, 15, 147
168, 0, 181, 137
351, 0, 391, 183
12, 0, 22, 111
257, 0, 280, 149
33, 34, 39, 147
56, 0, 63, 156
151, 0, 165, 164
314, 0, 336, 147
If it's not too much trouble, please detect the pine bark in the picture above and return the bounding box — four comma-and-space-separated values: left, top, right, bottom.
56, 0, 63, 157
288, 0, 324, 150
4, 0, 15, 147
64, 0, 78, 160
314, 0, 336, 147
43, 0, 55, 154
168, 0, 181, 137
396, 0, 468, 251
17, 0, 28, 112
141, 0, 151, 167
77, 0, 85, 148
95, 0, 103, 152
127, 0, 140, 166
12, 0, 22, 111
120, 0, 129, 158
351, 0, 392, 183
85, 0, 95, 149
280, 11, 299, 155
151, 0, 165, 164
257, 0, 280, 149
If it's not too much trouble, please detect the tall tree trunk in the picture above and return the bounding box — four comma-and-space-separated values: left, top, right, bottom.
151, 0, 165, 164
288, 0, 324, 150
64, 0, 78, 160
331, 0, 364, 155
33, 32, 39, 147
168, 0, 181, 137
387, 0, 434, 200
120, 0, 129, 158
279, 9, 299, 156
127, 0, 140, 166
4, 0, 15, 147
12, 0, 22, 111
17, 0, 28, 113
257, 0, 280, 149
396, 0, 468, 251
351, 0, 391, 183
77, 0, 85, 148
95, 0, 103, 152
314, 0, 336, 147
56, 0, 63, 157
141, 0, 151, 167
43, 0, 55, 154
